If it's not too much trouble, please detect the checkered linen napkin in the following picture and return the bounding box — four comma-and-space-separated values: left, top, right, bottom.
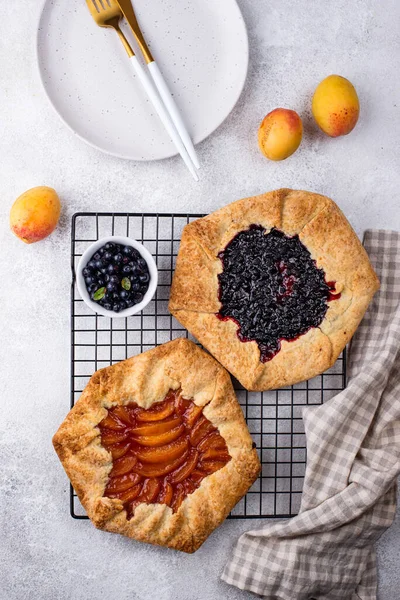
222, 230, 400, 600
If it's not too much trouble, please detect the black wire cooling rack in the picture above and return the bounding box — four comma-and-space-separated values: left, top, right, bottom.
70, 212, 346, 520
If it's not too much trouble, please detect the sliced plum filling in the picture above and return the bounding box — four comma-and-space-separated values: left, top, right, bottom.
217, 226, 340, 362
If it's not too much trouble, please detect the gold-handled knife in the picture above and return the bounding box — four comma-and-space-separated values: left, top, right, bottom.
115, 0, 200, 170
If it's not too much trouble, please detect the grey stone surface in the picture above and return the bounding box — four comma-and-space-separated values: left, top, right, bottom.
1, 1, 399, 599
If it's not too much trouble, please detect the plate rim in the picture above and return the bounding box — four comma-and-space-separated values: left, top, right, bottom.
35, 0, 249, 162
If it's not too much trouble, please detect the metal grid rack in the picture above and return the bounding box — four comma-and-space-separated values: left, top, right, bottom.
71, 212, 346, 520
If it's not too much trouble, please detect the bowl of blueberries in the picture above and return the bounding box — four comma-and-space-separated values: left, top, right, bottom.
76, 236, 158, 318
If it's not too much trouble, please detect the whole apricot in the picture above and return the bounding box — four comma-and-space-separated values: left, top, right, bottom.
312, 75, 359, 137
10, 186, 61, 244
258, 108, 303, 161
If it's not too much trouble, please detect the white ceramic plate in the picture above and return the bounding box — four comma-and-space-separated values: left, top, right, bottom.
36, 0, 248, 161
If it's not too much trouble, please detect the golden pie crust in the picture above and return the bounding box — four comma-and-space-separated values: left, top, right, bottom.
169, 189, 379, 390
53, 339, 260, 553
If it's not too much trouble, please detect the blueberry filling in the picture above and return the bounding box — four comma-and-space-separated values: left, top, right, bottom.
83, 243, 150, 313
217, 226, 340, 362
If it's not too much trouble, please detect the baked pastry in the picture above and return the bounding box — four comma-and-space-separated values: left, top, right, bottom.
169, 189, 379, 391
53, 338, 260, 553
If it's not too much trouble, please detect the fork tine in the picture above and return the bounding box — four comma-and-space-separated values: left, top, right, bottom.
86, 0, 123, 25
89, 0, 100, 13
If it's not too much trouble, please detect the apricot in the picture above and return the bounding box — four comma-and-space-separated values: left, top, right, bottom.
130, 416, 182, 437
133, 451, 189, 478
105, 472, 141, 494
10, 186, 61, 244
158, 482, 173, 506
101, 430, 128, 446
138, 478, 160, 503
110, 455, 138, 477
258, 108, 303, 161
169, 449, 199, 484
108, 441, 131, 459
190, 415, 215, 446
170, 483, 185, 512
99, 413, 125, 430
312, 75, 359, 137
117, 484, 142, 503
133, 424, 185, 447
135, 398, 175, 422
135, 436, 188, 463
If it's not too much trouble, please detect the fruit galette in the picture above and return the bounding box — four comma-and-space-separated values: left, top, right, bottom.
169, 189, 379, 390
53, 339, 260, 553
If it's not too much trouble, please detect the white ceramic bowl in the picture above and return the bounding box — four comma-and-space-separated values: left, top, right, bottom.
76, 236, 158, 318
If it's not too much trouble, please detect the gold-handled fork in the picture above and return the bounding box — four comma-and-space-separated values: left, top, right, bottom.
86, 0, 198, 180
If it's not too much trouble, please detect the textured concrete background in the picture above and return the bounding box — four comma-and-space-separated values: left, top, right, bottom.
1, 1, 400, 599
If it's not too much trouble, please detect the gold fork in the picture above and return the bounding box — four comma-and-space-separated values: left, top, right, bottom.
86, 0, 198, 180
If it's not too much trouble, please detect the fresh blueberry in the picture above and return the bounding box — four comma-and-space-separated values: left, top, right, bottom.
105, 242, 115, 252
109, 275, 119, 284
98, 247, 105, 255
88, 260, 96, 270
106, 282, 117, 293
112, 292, 120, 302
120, 289, 129, 300
103, 302, 112, 311
122, 265, 131, 274
125, 299, 134, 308
93, 252, 101, 261
85, 276, 93, 286
131, 282, 140, 292
88, 283, 97, 294
123, 245, 134, 256
139, 273, 149, 284
119, 300, 127, 311
138, 258, 147, 269
100, 267, 107, 275
113, 303, 121, 312
82, 267, 92, 278
95, 260, 103, 270
113, 253, 123, 264
107, 263, 117, 275
104, 274, 110, 283
139, 285, 148, 294
97, 278, 105, 287
134, 292, 144, 303
103, 251, 113, 262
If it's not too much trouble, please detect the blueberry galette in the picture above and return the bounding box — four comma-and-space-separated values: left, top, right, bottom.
169, 189, 379, 390
53, 339, 260, 553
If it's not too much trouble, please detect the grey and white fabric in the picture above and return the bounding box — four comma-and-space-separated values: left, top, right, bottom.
222, 230, 400, 600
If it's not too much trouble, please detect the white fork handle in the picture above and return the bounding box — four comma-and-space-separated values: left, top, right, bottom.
129, 55, 198, 181
148, 61, 200, 170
